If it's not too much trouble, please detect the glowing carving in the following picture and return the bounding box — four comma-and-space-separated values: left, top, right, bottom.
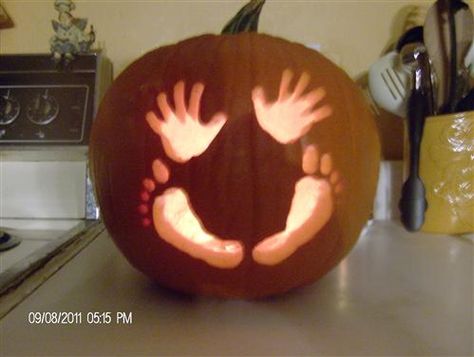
141, 71, 341, 269
302, 144, 319, 174
252, 70, 332, 144
142, 178, 155, 192
146, 81, 227, 163
153, 188, 244, 269
252, 151, 341, 265
152, 159, 170, 183
140, 154, 244, 268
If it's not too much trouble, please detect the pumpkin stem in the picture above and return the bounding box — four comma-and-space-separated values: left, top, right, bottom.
221, 0, 266, 34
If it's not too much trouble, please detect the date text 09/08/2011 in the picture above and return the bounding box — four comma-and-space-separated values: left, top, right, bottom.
27, 311, 133, 325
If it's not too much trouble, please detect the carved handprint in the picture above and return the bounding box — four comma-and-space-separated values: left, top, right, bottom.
139, 74, 341, 269
146, 81, 227, 163
252, 70, 332, 144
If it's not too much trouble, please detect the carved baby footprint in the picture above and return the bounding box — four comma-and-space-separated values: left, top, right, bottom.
141, 72, 340, 269
252, 145, 343, 266
141, 83, 243, 269
138, 159, 170, 227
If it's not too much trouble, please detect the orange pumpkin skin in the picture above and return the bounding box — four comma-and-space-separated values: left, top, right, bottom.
90, 33, 380, 299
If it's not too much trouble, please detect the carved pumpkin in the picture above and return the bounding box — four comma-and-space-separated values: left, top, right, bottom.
90, 3, 380, 298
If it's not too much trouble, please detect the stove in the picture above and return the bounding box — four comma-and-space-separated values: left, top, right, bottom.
0, 53, 112, 285
0, 218, 82, 274
0, 54, 110, 145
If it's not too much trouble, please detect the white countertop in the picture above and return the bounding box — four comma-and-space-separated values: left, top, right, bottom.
0, 220, 472, 356
0, 219, 84, 274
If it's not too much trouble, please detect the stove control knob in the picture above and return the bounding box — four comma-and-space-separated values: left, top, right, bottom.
0, 93, 21, 125
26, 92, 59, 125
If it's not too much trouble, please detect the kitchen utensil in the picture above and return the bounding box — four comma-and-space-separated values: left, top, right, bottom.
424, 0, 449, 112
368, 51, 411, 117
452, 1, 474, 111
396, 26, 424, 52
455, 87, 474, 111
401, 43, 436, 116
368, 25, 435, 120
463, 37, 474, 76
424, 0, 474, 113
399, 45, 431, 232
446, 0, 458, 113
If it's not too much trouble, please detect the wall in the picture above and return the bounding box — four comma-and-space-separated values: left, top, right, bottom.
0, 0, 432, 79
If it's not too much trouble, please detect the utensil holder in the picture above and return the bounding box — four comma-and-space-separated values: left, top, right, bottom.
418, 111, 474, 234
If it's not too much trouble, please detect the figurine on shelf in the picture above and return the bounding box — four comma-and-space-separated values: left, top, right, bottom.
50, 0, 95, 65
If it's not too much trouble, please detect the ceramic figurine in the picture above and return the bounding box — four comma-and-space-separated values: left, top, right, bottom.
50, 0, 95, 64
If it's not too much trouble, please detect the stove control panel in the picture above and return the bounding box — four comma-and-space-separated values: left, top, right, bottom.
0, 85, 89, 143
0, 53, 112, 146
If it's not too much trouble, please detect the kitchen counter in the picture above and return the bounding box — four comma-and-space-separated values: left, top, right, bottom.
0, 220, 472, 356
